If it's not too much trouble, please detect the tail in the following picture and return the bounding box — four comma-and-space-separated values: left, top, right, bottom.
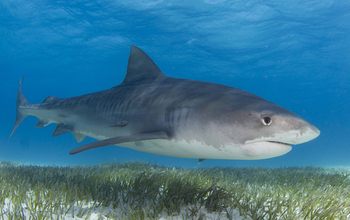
9, 76, 29, 138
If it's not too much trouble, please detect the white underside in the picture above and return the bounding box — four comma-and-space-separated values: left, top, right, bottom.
118, 139, 292, 160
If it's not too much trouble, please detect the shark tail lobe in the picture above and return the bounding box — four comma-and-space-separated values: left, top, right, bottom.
9, 76, 29, 138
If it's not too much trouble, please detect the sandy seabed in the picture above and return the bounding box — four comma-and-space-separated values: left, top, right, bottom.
2, 198, 249, 220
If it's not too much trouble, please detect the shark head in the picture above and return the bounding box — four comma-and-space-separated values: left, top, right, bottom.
239, 106, 320, 159
186, 94, 321, 160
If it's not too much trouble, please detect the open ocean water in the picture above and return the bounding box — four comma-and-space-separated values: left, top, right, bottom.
1, 0, 349, 168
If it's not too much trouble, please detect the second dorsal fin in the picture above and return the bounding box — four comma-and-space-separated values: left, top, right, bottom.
42, 96, 59, 103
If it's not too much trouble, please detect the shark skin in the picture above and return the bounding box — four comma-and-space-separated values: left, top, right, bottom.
10, 46, 320, 161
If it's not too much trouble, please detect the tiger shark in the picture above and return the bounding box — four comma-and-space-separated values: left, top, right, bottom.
10, 46, 320, 161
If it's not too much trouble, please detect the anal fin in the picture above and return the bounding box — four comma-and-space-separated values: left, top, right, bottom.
69, 131, 168, 155
34, 118, 50, 128
52, 124, 73, 137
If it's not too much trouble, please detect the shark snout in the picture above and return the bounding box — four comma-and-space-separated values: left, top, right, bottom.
244, 120, 320, 146
291, 123, 320, 144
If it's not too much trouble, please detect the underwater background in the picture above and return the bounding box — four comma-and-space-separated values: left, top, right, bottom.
1, 0, 349, 168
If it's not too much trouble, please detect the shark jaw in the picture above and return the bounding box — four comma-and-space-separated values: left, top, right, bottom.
241, 125, 320, 159
240, 142, 292, 159
244, 125, 321, 146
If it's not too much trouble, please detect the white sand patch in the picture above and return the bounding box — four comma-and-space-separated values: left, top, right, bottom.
1, 198, 250, 220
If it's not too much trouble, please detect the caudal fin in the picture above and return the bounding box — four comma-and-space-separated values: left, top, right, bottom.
9, 76, 29, 138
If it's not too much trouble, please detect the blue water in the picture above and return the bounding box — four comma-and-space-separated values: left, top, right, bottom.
1, 0, 349, 168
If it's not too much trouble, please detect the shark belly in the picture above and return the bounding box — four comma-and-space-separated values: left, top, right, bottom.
118, 139, 292, 160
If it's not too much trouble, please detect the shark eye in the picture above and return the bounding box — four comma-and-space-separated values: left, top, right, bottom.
262, 116, 272, 126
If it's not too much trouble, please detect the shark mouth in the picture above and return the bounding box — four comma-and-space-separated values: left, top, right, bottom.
245, 139, 291, 146
267, 141, 291, 146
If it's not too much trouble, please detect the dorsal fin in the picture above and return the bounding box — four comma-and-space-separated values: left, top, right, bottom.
42, 96, 59, 103
121, 46, 166, 84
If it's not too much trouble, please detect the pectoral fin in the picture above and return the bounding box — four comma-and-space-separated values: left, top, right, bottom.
69, 131, 169, 155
